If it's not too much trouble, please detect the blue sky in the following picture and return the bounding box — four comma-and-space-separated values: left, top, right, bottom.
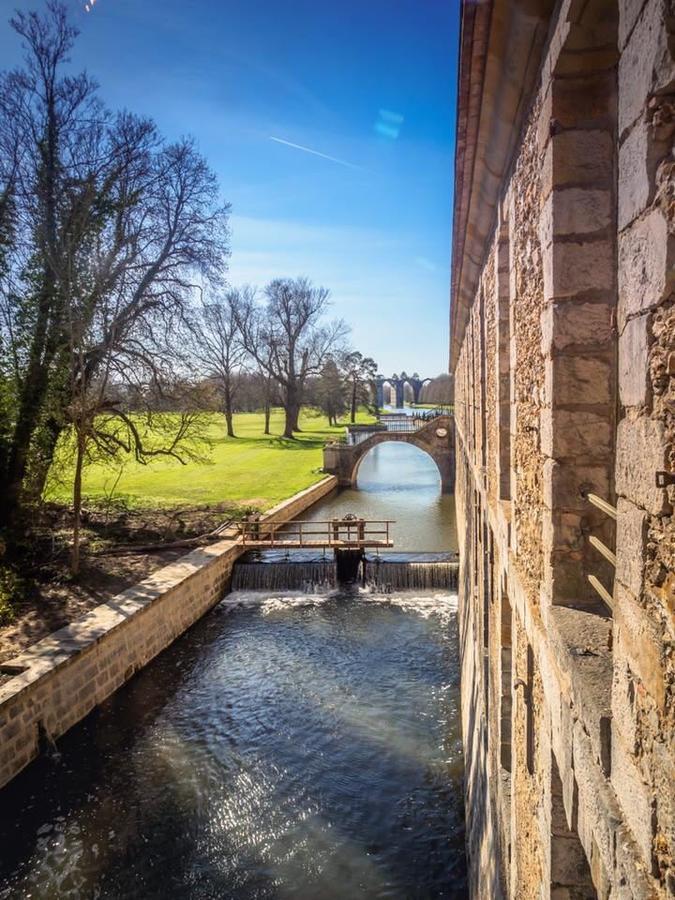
0, 0, 459, 376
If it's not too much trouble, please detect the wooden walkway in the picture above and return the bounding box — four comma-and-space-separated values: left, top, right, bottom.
239, 517, 395, 549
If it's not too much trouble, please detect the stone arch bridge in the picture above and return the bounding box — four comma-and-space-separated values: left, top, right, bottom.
323, 415, 455, 493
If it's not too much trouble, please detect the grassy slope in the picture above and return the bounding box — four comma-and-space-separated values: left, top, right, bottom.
46, 408, 373, 511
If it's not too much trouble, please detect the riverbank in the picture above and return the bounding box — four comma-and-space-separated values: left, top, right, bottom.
46, 408, 374, 509
1, 407, 374, 657
0, 477, 338, 789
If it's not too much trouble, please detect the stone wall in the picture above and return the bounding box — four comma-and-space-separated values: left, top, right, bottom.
0, 476, 337, 791
452, 0, 674, 896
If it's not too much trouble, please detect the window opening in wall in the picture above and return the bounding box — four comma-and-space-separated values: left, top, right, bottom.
497, 221, 511, 501
544, 15, 618, 615
500, 583, 513, 773
550, 755, 597, 898
483, 532, 490, 719
526, 643, 535, 776
479, 289, 487, 478
583, 490, 616, 616
473, 492, 480, 588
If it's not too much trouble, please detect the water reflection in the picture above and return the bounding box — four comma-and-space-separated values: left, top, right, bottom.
307, 443, 457, 552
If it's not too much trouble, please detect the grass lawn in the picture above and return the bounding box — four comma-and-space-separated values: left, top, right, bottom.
46, 408, 374, 511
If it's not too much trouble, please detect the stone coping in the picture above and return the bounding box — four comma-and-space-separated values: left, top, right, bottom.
0, 475, 337, 711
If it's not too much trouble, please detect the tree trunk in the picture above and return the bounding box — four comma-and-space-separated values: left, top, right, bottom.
283, 385, 301, 438
2, 349, 53, 531
24, 410, 65, 505
263, 399, 271, 435
224, 383, 235, 438
71, 431, 86, 576
351, 380, 357, 423
2, 102, 60, 534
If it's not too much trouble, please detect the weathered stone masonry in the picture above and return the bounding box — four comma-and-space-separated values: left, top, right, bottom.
451, 0, 674, 897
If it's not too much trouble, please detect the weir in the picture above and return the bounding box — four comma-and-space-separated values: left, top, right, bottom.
231, 551, 459, 592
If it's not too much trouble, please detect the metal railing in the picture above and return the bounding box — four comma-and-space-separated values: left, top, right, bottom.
239, 517, 395, 548
585, 493, 616, 611
345, 411, 449, 444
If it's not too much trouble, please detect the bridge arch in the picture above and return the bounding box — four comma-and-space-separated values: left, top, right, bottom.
323, 415, 455, 493
351, 437, 445, 489
375, 373, 434, 408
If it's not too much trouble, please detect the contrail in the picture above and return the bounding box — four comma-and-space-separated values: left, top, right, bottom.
269, 136, 360, 170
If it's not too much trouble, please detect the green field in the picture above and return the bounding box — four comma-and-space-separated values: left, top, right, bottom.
46, 408, 374, 511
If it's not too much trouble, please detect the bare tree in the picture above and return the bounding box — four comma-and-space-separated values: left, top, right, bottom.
192, 289, 249, 437
0, 2, 229, 537
237, 277, 348, 438
62, 329, 209, 575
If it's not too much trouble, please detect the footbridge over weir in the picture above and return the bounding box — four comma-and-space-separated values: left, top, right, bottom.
323, 414, 455, 493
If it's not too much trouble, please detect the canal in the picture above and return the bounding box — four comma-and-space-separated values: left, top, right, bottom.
0, 444, 466, 899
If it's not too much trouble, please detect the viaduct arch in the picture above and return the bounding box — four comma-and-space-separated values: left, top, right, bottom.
376, 373, 433, 407
323, 415, 455, 493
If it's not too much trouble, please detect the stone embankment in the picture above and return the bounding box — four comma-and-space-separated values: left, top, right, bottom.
0, 476, 337, 790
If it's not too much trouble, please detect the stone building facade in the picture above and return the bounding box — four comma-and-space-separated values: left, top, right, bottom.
450, 0, 675, 896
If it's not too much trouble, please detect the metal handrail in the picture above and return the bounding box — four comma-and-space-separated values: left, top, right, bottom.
238, 518, 396, 547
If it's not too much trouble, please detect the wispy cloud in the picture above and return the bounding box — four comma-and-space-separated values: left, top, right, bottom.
415, 256, 437, 272
269, 136, 361, 170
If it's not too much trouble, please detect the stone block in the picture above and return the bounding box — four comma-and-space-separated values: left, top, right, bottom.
614, 582, 666, 709
543, 458, 612, 510
551, 834, 598, 887
543, 130, 614, 191
541, 408, 612, 459
615, 498, 648, 596
616, 413, 670, 514
543, 507, 585, 553
552, 70, 616, 129
546, 354, 613, 407
540, 301, 613, 355
618, 0, 675, 134
547, 552, 592, 603
619, 314, 650, 408
611, 732, 655, 866
544, 239, 615, 301
618, 208, 674, 326
618, 116, 659, 230
619, 0, 648, 49
611, 658, 639, 753
541, 190, 612, 248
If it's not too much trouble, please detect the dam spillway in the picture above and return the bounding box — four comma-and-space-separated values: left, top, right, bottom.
231, 550, 459, 592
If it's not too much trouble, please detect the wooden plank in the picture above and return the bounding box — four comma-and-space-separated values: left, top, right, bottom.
588, 575, 614, 610
586, 493, 617, 520
589, 535, 616, 567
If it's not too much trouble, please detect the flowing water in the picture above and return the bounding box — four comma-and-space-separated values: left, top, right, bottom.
0, 443, 466, 898
0, 592, 466, 899
232, 552, 459, 593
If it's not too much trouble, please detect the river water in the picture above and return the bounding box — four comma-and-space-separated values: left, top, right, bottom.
0, 444, 466, 899
305, 443, 458, 552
